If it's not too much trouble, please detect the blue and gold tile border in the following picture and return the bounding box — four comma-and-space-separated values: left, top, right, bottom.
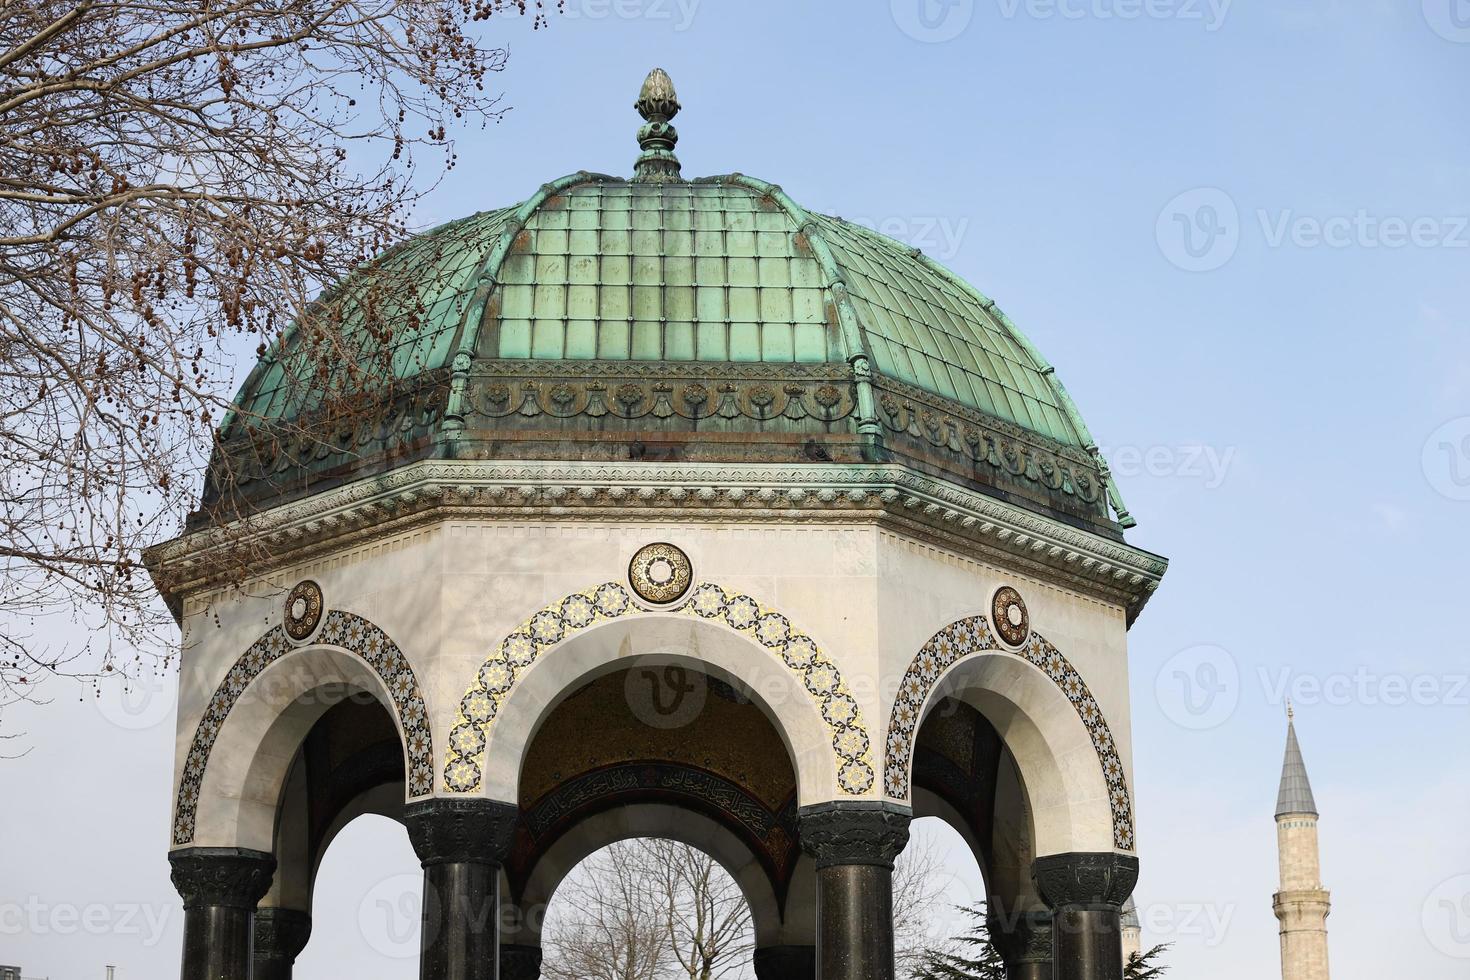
171, 610, 434, 845
883, 616, 1135, 851
443, 582, 875, 797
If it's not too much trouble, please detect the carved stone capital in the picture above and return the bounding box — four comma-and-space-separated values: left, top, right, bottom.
986, 909, 1053, 965
168, 847, 275, 910
254, 907, 312, 963
500, 942, 543, 980
798, 801, 911, 870
1032, 852, 1139, 911
753, 944, 817, 980
404, 798, 519, 867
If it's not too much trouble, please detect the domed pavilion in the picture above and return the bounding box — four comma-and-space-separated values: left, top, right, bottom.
150, 69, 1167, 980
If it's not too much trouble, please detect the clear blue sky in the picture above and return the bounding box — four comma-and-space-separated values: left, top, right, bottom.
4, 2, 1468, 977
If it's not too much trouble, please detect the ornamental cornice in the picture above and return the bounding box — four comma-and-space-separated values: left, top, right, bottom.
146, 459, 1167, 623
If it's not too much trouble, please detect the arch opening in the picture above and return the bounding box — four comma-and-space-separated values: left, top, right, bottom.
505, 660, 823, 955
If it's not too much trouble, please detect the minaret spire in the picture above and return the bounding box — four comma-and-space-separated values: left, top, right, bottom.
1273, 709, 1331, 980
632, 68, 683, 183
1275, 704, 1318, 818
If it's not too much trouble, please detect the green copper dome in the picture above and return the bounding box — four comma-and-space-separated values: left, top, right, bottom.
214, 70, 1132, 535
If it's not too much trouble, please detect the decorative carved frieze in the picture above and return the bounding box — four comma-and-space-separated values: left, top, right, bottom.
148, 460, 1168, 626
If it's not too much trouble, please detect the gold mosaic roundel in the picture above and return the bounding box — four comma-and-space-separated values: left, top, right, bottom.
284, 580, 324, 641
628, 543, 693, 604
991, 585, 1029, 647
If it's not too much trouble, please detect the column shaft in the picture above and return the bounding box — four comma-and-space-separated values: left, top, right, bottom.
1052, 907, 1123, 980
817, 865, 893, 980
798, 802, 911, 980
422, 861, 499, 980
180, 905, 254, 980
405, 798, 519, 980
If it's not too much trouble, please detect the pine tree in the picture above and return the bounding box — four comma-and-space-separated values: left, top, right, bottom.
907, 904, 1171, 980
908, 905, 1006, 980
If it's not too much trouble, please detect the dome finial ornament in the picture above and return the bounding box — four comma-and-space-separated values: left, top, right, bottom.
633, 67, 683, 183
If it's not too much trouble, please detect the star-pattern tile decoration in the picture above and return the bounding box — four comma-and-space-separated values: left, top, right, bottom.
883, 616, 1135, 851
171, 610, 434, 845
443, 582, 875, 796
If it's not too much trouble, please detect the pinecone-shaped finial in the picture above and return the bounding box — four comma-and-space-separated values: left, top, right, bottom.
633, 68, 682, 182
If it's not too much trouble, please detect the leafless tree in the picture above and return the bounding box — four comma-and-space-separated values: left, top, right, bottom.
542, 840, 673, 980
0, 0, 551, 720
541, 828, 953, 980
643, 837, 755, 980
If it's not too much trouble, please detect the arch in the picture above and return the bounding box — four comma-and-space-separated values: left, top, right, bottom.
172, 610, 433, 847
443, 582, 874, 800
884, 616, 1132, 852
515, 803, 803, 949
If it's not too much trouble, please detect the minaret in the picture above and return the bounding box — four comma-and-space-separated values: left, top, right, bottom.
1273, 704, 1331, 980
1121, 896, 1142, 966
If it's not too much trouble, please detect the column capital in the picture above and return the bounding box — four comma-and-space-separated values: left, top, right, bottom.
1032, 852, 1139, 911
168, 847, 275, 910
500, 943, 543, 980
987, 909, 1053, 966
404, 798, 519, 867
255, 907, 312, 963
753, 945, 816, 980
798, 801, 912, 870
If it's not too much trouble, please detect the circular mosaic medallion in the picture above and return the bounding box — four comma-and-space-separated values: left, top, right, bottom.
628, 543, 693, 604
991, 585, 1029, 647
284, 580, 324, 641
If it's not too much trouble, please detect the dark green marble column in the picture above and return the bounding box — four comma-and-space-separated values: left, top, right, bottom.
753, 944, 817, 979
987, 908, 1052, 980
1032, 852, 1138, 980
799, 802, 911, 980
253, 907, 311, 980
169, 847, 276, 980
405, 798, 519, 980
